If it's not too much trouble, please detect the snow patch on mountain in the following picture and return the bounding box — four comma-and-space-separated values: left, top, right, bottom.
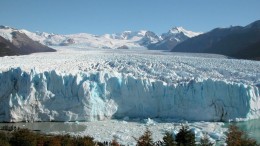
0, 26, 14, 42
162, 27, 202, 39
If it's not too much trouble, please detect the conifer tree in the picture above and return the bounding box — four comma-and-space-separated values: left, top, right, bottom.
175, 125, 195, 146
136, 127, 154, 146
162, 131, 176, 146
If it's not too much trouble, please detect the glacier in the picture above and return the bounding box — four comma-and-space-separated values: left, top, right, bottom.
0, 48, 259, 122
0, 66, 259, 122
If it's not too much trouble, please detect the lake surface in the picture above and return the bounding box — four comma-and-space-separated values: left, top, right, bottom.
0, 122, 86, 134
230, 119, 260, 143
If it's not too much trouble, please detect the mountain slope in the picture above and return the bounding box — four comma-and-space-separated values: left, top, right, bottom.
12, 31, 56, 54
0, 26, 56, 57
0, 35, 20, 56
172, 20, 260, 60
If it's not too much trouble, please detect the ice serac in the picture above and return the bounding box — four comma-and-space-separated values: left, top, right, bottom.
0, 68, 259, 122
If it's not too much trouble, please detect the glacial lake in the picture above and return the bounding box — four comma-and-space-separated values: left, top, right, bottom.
227, 119, 260, 143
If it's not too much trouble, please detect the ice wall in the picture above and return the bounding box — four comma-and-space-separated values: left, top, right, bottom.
0, 68, 259, 122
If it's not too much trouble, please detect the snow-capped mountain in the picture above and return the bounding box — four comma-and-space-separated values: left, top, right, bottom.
0, 25, 201, 50
0, 26, 55, 57
22, 30, 152, 49
105, 30, 147, 40
138, 31, 160, 46
147, 27, 202, 50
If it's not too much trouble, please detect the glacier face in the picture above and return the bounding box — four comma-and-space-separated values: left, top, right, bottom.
0, 67, 259, 122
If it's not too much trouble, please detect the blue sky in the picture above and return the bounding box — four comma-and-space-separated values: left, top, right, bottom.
1, 0, 260, 35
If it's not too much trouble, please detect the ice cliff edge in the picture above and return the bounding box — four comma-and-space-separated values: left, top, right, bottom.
0, 68, 259, 122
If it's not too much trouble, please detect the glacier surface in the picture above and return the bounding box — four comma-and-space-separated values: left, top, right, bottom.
0, 48, 259, 122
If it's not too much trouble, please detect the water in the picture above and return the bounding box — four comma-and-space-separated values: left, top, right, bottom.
230, 119, 260, 143
0, 122, 86, 134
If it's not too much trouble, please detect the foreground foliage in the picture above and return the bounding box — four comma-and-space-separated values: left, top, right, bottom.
0, 128, 95, 146
0, 124, 259, 146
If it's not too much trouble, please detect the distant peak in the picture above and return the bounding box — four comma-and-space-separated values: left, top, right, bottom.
170, 26, 185, 32
245, 20, 260, 29
163, 26, 202, 38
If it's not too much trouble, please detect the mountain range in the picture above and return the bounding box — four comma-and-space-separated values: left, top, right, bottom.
0, 25, 200, 56
172, 20, 260, 60
0, 20, 260, 60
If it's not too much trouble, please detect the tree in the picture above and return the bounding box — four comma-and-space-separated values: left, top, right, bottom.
136, 127, 154, 146
199, 133, 214, 146
226, 124, 258, 146
162, 131, 176, 146
175, 125, 195, 146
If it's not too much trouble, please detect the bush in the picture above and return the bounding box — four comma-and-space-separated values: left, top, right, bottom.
60, 134, 75, 146
10, 128, 37, 146
226, 124, 258, 146
44, 136, 61, 146
0, 131, 11, 146
162, 131, 176, 146
136, 127, 154, 146
75, 136, 96, 146
35, 134, 45, 146
0, 131, 10, 143
175, 125, 195, 146
0, 139, 10, 146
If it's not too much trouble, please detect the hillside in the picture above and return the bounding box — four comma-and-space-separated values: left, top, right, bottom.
0, 26, 55, 57
0, 36, 20, 57
172, 20, 260, 60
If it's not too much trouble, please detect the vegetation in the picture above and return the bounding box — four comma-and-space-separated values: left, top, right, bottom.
162, 131, 176, 146
226, 124, 258, 146
10, 128, 37, 146
0, 124, 259, 146
175, 125, 195, 146
111, 138, 120, 146
136, 128, 154, 146
0, 127, 96, 146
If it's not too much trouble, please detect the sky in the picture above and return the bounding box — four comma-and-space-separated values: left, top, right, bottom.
1, 0, 260, 35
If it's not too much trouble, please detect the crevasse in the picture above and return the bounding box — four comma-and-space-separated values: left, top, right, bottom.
0, 68, 259, 122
